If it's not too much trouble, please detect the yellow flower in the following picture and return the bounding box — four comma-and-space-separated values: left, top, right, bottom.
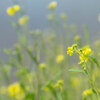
13, 5, 20, 12
54, 80, 63, 88
48, 1, 57, 10
18, 16, 29, 25
39, 63, 46, 69
56, 55, 64, 63
71, 77, 80, 88
82, 89, 92, 97
0, 86, 7, 94
8, 82, 24, 99
67, 47, 74, 56
74, 35, 81, 41
44, 86, 49, 92
78, 46, 92, 64
7, 5, 20, 16
83, 47, 92, 56
54, 83, 60, 88
7, 7, 15, 16
57, 80, 64, 85
60, 13, 67, 20
78, 56, 88, 64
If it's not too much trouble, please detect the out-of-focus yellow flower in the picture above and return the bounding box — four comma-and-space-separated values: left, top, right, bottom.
83, 46, 92, 56
82, 89, 92, 97
71, 77, 80, 88
48, 1, 57, 10
60, 13, 67, 20
13, 5, 20, 12
0, 86, 7, 94
8, 82, 24, 99
74, 35, 81, 41
78, 56, 88, 65
39, 63, 46, 69
18, 16, 29, 25
44, 86, 49, 92
56, 55, 64, 63
67, 44, 77, 56
7, 7, 15, 16
57, 80, 64, 85
54, 80, 63, 88
7, 5, 20, 16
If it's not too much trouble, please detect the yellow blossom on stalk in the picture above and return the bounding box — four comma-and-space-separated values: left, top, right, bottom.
74, 35, 81, 41
48, 1, 57, 10
78, 56, 88, 65
67, 44, 77, 56
56, 55, 64, 63
54, 80, 63, 88
8, 82, 24, 99
0, 86, 7, 95
7, 5, 20, 16
39, 63, 46, 69
83, 47, 92, 56
78, 46, 92, 64
67, 47, 74, 56
82, 89, 92, 97
18, 16, 29, 25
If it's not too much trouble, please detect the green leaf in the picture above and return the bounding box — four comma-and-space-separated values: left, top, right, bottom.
68, 68, 85, 73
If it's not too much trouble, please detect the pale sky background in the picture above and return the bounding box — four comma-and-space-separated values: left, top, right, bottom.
0, 0, 100, 49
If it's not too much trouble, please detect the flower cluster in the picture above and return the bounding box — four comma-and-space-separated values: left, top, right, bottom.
7, 5, 20, 16
8, 82, 24, 99
67, 44, 93, 64
78, 46, 93, 64
82, 88, 92, 97
18, 16, 29, 25
54, 80, 64, 88
67, 44, 77, 56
